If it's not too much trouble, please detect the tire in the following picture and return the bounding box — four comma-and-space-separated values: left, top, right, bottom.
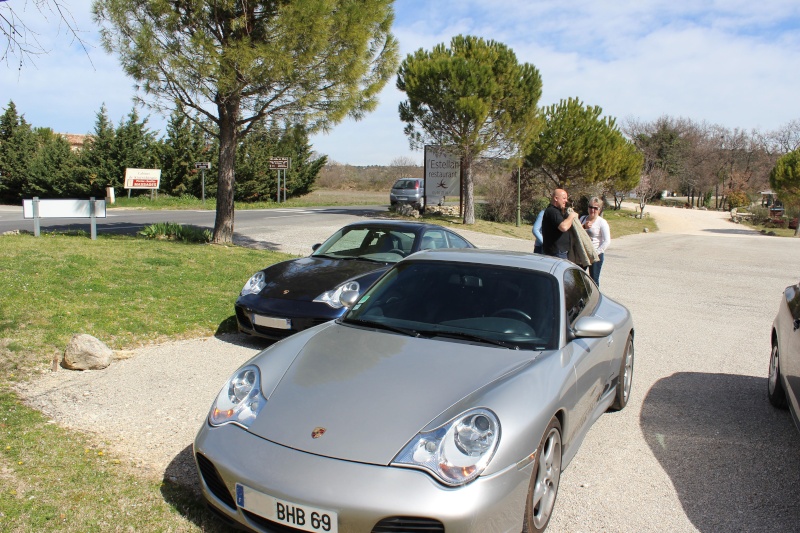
768, 341, 788, 408
610, 334, 634, 411
522, 417, 562, 533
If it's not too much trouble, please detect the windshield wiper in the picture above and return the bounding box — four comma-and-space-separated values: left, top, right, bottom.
342, 318, 420, 337
418, 329, 519, 350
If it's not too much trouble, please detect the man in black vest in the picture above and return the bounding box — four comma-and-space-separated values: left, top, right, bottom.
542, 188, 578, 259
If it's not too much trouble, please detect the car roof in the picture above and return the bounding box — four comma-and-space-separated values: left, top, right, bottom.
403, 248, 573, 276
342, 219, 455, 233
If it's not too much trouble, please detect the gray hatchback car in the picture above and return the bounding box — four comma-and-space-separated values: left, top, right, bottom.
390, 177, 425, 209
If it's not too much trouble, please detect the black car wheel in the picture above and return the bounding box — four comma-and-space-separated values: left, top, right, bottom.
523, 416, 562, 533
768, 341, 788, 408
610, 334, 634, 411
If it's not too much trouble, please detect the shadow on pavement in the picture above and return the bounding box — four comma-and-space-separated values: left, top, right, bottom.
701, 228, 761, 236
161, 445, 239, 532
640, 372, 800, 531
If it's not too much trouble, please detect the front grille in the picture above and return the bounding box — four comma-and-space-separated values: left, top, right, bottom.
372, 516, 445, 532
195, 453, 236, 510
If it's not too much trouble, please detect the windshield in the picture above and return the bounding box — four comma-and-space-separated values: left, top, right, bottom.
343, 261, 559, 350
312, 227, 417, 261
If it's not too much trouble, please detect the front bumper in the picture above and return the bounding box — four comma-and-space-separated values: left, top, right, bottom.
194, 421, 532, 533
235, 297, 343, 340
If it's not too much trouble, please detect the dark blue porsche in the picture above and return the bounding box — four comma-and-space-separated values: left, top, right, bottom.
234, 220, 475, 340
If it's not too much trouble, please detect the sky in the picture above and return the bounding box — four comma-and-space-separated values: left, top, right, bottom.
2, 0, 799, 166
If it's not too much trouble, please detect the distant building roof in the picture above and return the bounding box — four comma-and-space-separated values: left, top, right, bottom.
58, 133, 90, 152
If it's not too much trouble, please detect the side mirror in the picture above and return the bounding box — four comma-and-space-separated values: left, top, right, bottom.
571, 316, 614, 338
312, 243, 321, 252
339, 290, 360, 309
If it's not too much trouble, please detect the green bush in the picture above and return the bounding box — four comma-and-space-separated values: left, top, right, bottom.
727, 190, 750, 209
138, 222, 212, 243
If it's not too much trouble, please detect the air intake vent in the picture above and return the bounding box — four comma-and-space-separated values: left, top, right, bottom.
195, 453, 236, 509
372, 516, 445, 532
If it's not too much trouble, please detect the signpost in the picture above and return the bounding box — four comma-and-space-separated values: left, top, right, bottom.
269, 157, 290, 202
195, 162, 212, 206
124, 168, 162, 200
23, 197, 107, 239
424, 146, 461, 213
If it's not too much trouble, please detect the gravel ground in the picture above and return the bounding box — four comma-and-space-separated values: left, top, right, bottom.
17, 205, 800, 532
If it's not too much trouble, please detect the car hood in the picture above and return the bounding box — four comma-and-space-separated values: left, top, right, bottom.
248, 324, 532, 465
259, 257, 390, 300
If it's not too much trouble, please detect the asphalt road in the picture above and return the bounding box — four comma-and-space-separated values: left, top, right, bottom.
0, 204, 387, 244
16, 204, 800, 532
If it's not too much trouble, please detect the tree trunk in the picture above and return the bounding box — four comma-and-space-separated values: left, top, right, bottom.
212, 97, 239, 244
462, 154, 475, 225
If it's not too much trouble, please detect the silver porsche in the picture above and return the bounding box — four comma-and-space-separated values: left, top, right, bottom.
194, 249, 635, 533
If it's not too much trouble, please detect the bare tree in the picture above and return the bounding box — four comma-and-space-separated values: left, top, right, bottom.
1, 0, 90, 68
768, 119, 800, 154
633, 170, 662, 216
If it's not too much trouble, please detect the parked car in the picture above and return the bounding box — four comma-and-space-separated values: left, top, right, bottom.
196, 249, 635, 532
768, 280, 800, 433
234, 220, 475, 340
389, 177, 425, 210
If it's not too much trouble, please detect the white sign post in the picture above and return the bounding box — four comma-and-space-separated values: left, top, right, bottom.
424, 146, 461, 210
23, 197, 107, 239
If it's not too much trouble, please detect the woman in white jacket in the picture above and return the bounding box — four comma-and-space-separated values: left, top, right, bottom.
580, 196, 610, 286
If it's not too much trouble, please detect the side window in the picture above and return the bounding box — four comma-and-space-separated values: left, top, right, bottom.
563, 269, 590, 325
420, 230, 445, 250
443, 231, 470, 249
579, 269, 600, 312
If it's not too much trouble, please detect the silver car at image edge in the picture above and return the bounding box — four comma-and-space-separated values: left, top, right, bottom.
194, 249, 635, 533
768, 280, 800, 432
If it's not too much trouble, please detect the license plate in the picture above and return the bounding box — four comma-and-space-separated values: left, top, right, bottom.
236, 483, 338, 533
253, 314, 292, 329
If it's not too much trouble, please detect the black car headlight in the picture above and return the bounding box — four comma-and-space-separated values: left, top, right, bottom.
313, 281, 360, 309
393, 408, 500, 486
209, 365, 266, 429
241, 272, 266, 296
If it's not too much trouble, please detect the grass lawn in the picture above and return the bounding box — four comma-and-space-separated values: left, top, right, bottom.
0, 233, 290, 532
0, 198, 652, 531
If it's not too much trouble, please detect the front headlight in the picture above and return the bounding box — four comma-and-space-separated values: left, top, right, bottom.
209, 365, 266, 429
313, 281, 360, 309
392, 408, 500, 486
241, 271, 266, 296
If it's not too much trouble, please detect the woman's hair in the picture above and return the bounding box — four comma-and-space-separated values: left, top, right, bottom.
589, 196, 602, 213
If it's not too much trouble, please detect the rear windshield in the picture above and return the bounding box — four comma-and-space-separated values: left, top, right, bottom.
392, 179, 421, 190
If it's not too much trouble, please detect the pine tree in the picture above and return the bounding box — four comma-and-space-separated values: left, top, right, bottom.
24, 129, 82, 197
78, 105, 118, 195
112, 108, 159, 192
161, 111, 210, 197
0, 101, 36, 201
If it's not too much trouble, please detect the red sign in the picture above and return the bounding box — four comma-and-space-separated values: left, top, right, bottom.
130, 179, 159, 188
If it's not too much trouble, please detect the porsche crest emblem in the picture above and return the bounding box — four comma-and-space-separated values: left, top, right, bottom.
311, 427, 326, 439
283, 290, 290, 295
